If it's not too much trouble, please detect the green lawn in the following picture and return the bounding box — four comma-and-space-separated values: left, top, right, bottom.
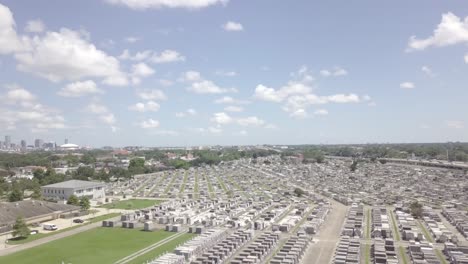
194, 172, 199, 199
7, 213, 120, 245
128, 233, 196, 264
0, 228, 175, 264
389, 209, 401, 241
366, 208, 371, 239
101, 199, 162, 210
399, 246, 409, 264
205, 174, 215, 199
179, 171, 188, 195
417, 220, 435, 243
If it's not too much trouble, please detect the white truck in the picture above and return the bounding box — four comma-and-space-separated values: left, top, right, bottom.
42, 223, 58, 231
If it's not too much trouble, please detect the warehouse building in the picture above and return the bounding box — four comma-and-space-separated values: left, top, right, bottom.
41, 180, 106, 201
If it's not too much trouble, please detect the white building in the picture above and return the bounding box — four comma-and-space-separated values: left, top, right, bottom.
41, 180, 106, 201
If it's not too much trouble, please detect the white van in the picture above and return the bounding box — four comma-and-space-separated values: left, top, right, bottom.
43, 223, 58, 230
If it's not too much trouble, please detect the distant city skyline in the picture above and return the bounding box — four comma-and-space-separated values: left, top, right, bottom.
1, 1, 468, 146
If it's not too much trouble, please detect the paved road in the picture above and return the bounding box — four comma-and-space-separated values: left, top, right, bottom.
0, 216, 120, 257
302, 200, 348, 264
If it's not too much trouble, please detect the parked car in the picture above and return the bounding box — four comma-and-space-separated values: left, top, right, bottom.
73, 219, 84, 223
30, 230, 39, 235
43, 223, 58, 230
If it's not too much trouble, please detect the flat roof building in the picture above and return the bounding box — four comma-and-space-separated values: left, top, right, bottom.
41, 180, 106, 201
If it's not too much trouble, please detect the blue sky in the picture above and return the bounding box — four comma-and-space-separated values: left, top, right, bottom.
1, 0, 468, 147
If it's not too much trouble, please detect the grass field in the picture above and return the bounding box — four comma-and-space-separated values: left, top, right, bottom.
0, 228, 175, 264
128, 233, 196, 264
7, 213, 120, 245
399, 246, 409, 264
101, 199, 162, 210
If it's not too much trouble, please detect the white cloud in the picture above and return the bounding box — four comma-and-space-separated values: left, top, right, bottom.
25, 19, 45, 33
400, 82, 415, 89
224, 105, 243, 112
314, 109, 329, 115
129, 101, 160, 112
446, 120, 464, 129
254, 67, 361, 117
237, 116, 265, 127
139, 118, 160, 128
130, 62, 155, 85
214, 96, 249, 104
465, 53, 468, 63
120, 49, 185, 64
320, 67, 348, 77
106, 0, 229, 10
5, 84, 35, 102
58, 80, 103, 97
151, 49, 185, 63
0, 4, 24, 54
175, 108, 197, 118
0, 86, 66, 131
407, 12, 468, 51
86, 101, 117, 126
210, 112, 233, 125
183, 71, 234, 94
319, 70, 331, 77
215, 70, 237, 77
15, 28, 127, 84
290, 109, 308, 119
222, 21, 243, 32
137, 89, 167, 101
125, 36, 140, 43
421, 66, 435, 77
159, 79, 174, 86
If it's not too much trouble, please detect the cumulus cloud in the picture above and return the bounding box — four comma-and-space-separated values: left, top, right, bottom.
215, 70, 237, 77
210, 112, 233, 125
124, 36, 140, 43
130, 62, 155, 85
320, 67, 348, 77
0, 4, 24, 54
237, 116, 265, 127
120, 49, 185, 64
129, 101, 160, 112
0, 4, 129, 85
0, 85, 66, 131
25, 19, 45, 33
400, 82, 415, 89
224, 105, 243, 112
106, 0, 229, 10
407, 12, 468, 51
254, 67, 367, 117
139, 118, 160, 128
58, 80, 103, 97
421, 66, 435, 77
182, 71, 235, 94
86, 101, 116, 125
214, 96, 249, 104
137, 89, 167, 101
222, 21, 243, 31
151, 49, 185, 63
16, 28, 127, 84
175, 108, 197, 118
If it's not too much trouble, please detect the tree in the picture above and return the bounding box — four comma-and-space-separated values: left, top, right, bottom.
31, 187, 42, 200
8, 187, 23, 202
79, 196, 90, 211
294, 187, 305, 197
410, 201, 423, 218
350, 160, 358, 172
12, 216, 30, 238
67, 194, 79, 206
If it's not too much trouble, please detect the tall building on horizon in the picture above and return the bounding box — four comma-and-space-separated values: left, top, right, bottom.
34, 139, 43, 149
21, 140, 27, 149
5, 135, 11, 149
